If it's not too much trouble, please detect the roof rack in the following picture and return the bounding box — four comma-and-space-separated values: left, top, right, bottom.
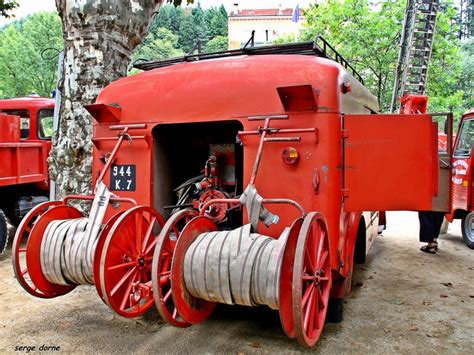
133, 35, 364, 84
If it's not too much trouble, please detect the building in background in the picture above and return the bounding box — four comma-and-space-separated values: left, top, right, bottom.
228, 3, 305, 49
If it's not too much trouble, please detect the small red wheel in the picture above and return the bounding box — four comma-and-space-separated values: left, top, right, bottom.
293, 212, 332, 347
11, 201, 62, 298
99, 206, 165, 318
152, 209, 198, 327
279, 217, 303, 338
25, 205, 82, 297
171, 216, 217, 324
93, 211, 125, 302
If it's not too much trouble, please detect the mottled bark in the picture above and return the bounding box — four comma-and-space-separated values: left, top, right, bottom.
49, 0, 163, 199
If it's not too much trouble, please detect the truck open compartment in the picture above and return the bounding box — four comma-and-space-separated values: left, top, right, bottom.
152, 120, 244, 219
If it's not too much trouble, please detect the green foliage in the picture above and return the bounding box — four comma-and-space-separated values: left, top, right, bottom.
300, 0, 405, 111
133, 27, 183, 62
205, 35, 228, 52
0, 12, 63, 98
459, 39, 474, 110
134, 4, 228, 67
425, 2, 465, 120
299, 0, 466, 115
273, 33, 296, 44
0, 0, 17, 18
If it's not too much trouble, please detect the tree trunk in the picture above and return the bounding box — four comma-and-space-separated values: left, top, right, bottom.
49, 0, 163, 199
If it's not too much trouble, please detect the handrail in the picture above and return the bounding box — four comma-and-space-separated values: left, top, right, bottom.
133, 35, 364, 84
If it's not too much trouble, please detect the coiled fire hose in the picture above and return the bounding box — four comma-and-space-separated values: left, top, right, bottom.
39, 183, 111, 285
183, 224, 289, 309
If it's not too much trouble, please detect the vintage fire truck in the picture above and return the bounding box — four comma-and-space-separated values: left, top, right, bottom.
0, 97, 53, 252
447, 109, 474, 248
11, 39, 446, 347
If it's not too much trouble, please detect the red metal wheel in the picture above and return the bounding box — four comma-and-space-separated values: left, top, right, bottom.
99, 206, 165, 318
171, 216, 217, 324
25, 205, 82, 297
152, 209, 199, 327
93, 211, 125, 302
11, 201, 62, 298
293, 212, 332, 347
278, 217, 304, 338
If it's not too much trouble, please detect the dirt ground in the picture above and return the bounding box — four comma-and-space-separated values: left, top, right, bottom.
0, 211, 473, 354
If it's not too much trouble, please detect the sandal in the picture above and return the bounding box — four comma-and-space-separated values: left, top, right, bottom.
420, 244, 437, 254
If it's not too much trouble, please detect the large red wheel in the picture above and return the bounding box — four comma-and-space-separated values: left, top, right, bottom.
11, 201, 62, 298
279, 217, 303, 338
171, 216, 218, 324
93, 211, 125, 302
152, 209, 198, 327
99, 206, 165, 318
293, 212, 332, 347
25, 205, 82, 297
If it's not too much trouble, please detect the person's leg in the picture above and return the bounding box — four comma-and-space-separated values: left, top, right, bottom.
419, 211, 434, 243
419, 211, 437, 254
432, 212, 445, 239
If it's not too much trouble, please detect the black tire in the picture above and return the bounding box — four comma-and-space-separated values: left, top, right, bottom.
0, 209, 8, 253
461, 212, 474, 249
326, 298, 344, 323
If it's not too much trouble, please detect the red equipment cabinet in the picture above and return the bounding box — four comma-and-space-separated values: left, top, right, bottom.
447, 109, 474, 248
11, 41, 442, 347
0, 97, 53, 252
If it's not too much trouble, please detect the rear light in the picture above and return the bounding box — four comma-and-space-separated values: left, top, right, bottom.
282, 147, 299, 165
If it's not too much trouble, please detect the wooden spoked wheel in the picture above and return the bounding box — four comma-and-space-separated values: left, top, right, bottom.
292, 212, 332, 347
152, 209, 198, 327
11, 201, 62, 298
99, 206, 165, 318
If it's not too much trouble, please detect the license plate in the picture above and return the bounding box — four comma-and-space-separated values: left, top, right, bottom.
110, 165, 136, 191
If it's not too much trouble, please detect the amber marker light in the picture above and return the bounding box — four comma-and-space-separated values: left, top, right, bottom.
282, 147, 300, 165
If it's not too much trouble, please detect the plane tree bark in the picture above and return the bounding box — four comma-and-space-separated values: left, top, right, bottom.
49, 0, 165, 198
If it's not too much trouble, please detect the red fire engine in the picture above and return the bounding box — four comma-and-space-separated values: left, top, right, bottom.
11, 39, 445, 347
447, 109, 474, 248
0, 97, 53, 252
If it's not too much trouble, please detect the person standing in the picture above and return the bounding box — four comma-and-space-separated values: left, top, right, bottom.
419, 211, 445, 254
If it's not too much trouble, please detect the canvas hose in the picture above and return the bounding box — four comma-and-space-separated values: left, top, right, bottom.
183, 224, 289, 309
39, 182, 111, 286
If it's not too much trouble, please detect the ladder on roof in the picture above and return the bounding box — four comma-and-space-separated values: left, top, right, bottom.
390, 0, 440, 112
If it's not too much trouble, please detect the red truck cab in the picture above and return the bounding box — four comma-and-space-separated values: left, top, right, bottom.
447, 109, 474, 248
0, 97, 54, 252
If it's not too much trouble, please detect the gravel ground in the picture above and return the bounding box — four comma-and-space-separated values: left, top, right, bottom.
0, 211, 473, 354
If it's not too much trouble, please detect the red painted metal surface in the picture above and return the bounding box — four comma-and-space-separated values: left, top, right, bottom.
343, 114, 437, 212
399, 93, 428, 114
